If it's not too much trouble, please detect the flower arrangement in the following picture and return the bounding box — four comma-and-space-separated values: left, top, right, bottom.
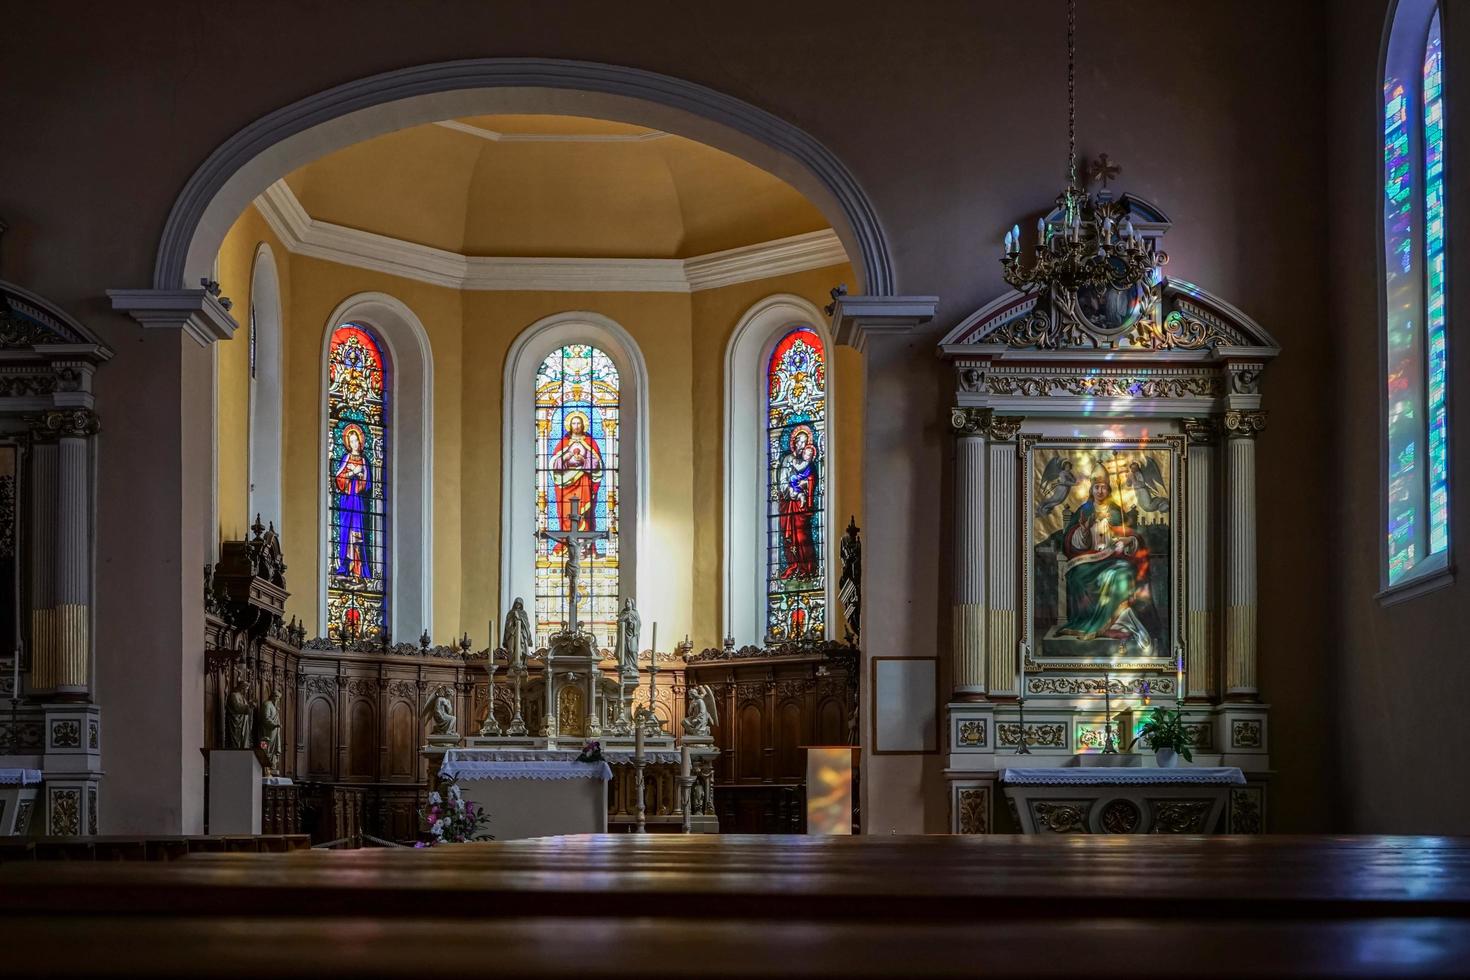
574, 739, 605, 764
416, 781, 493, 847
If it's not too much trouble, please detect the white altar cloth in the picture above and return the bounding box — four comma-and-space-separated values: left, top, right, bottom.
0, 769, 42, 786
436, 749, 609, 840
1000, 767, 1245, 786
443, 747, 683, 767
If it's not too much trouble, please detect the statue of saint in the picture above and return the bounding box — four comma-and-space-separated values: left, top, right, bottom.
502, 597, 532, 670
422, 685, 458, 737
838, 516, 862, 642
616, 598, 641, 678
225, 678, 254, 750
256, 685, 282, 775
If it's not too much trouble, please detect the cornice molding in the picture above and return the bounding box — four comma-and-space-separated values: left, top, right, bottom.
106, 289, 238, 346
830, 293, 940, 352
254, 179, 847, 294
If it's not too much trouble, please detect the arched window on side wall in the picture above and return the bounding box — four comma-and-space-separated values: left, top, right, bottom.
723, 295, 836, 648
765, 326, 828, 642
1383, 0, 1451, 596
326, 322, 390, 642
534, 344, 621, 640
248, 244, 284, 531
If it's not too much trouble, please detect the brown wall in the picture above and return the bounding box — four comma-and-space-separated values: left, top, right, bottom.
0, 0, 1336, 832
1327, 0, 1469, 832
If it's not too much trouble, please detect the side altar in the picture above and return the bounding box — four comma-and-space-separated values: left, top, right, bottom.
936, 165, 1276, 835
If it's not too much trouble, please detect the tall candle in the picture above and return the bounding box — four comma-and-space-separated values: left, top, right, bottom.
651, 622, 657, 657
10, 645, 18, 700
680, 744, 692, 778
1176, 644, 1185, 705
635, 720, 645, 758
1017, 640, 1026, 697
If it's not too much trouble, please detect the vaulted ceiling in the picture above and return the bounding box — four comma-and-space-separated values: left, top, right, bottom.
282, 114, 832, 260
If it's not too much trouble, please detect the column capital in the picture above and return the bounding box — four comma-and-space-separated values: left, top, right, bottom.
30, 408, 100, 439
1223, 410, 1267, 439
1182, 416, 1220, 445
950, 407, 1023, 441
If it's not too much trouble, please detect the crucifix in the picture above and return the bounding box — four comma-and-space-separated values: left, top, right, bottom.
539, 502, 606, 634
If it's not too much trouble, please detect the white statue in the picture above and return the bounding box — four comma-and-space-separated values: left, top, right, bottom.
682, 683, 718, 737
616, 598, 641, 677
422, 685, 458, 737
225, 678, 254, 750
503, 597, 532, 670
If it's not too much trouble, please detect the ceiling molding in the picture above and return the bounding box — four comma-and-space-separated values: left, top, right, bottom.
433, 119, 669, 143
253, 180, 847, 294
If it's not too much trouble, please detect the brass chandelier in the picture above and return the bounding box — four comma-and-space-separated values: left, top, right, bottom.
999, 0, 1168, 339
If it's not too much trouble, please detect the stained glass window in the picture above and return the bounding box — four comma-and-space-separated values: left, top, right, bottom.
765, 326, 826, 642
326, 323, 389, 642
1384, 3, 1451, 586
534, 344, 620, 642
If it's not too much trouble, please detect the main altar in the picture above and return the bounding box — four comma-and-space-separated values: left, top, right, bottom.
939, 170, 1278, 835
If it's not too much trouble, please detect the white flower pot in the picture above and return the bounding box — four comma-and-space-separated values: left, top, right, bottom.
1155, 747, 1179, 768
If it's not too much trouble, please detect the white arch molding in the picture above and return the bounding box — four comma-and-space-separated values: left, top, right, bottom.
148, 59, 893, 298
723, 294, 836, 647
248, 243, 284, 531
318, 292, 434, 640
501, 312, 649, 646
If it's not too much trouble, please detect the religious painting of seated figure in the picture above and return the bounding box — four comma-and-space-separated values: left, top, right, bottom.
1028, 440, 1176, 662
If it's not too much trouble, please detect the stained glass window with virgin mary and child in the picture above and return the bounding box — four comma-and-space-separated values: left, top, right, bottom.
326, 323, 389, 643
766, 325, 826, 642
534, 344, 620, 642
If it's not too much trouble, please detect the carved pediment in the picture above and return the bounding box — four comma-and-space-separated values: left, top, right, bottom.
0, 280, 112, 355
939, 278, 1279, 360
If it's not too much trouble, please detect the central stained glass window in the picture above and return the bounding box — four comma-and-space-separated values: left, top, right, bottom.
326, 322, 389, 643
534, 344, 620, 641
765, 326, 826, 642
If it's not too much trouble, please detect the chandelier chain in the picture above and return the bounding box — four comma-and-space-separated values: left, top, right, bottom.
1067, 0, 1077, 194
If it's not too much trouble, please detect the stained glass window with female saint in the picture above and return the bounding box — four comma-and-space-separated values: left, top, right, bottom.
765, 326, 826, 642
326, 323, 389, 642
534, 344, 620, 642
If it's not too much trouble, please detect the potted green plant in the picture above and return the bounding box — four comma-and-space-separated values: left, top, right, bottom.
1130, 707, 1194, 768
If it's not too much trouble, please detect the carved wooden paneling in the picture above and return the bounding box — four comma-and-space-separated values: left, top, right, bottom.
776, 701, 803, 779
348, 700, 377, 779
387, 701, 415, 778
816, 697, 846, 746
737, 703, 764, 782
306, 698, 334, 778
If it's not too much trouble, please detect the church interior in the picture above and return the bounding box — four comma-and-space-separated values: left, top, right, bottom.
2, 0, 1469, 974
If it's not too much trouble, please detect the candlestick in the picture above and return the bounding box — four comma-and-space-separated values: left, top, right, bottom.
1102, 673, 1117, 754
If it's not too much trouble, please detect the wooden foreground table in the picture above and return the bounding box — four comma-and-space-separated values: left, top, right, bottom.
4, 834, 1470, 976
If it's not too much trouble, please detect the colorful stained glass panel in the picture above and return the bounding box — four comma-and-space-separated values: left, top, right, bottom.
765, 326, 826, 642
326, 323, 389, 642
534, 344, 620, 642
1423, 9, 1449, 557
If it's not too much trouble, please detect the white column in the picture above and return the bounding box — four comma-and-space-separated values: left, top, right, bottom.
978, 414, 1023, 698
1184, 420, 1216, 701
949, 409, 987, 697
1223, 411, 1265, 701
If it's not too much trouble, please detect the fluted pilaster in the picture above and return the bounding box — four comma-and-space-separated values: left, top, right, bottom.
950, 410, 987, 695
1183, 419, 1216, 700
1224, 411, 1265, 700
28, 442, 58, 693
31, 410, 98, 698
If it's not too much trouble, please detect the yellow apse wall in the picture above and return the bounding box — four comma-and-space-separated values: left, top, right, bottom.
215, 212, 856, 646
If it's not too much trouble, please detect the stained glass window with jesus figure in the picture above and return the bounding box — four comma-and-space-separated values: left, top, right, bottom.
534, 344, 620, 642
326, 322, 389, 643
766, 326, 826, 642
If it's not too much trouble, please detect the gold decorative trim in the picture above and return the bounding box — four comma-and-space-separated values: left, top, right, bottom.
1223, 410, 1266, 438
957, 787, 989, 834
950, 407, 1024, 441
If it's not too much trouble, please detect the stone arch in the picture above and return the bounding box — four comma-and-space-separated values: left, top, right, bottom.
149, 59, 893, 297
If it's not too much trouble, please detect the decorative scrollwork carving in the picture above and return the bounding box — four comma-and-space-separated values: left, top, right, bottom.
957, 720, 987, 747
949, 407, 1024, 441
985, 372, 1221, 400
1230, 789, 1263, 834
1125, 303, 1248, 351
957, 788, 988, 834
1099, 798, 1142, 833
31, 408, 99, 438
1032, 801, 1089, 833
1223, 410, 1267, 438
997, 722, 1065, 747
1026, 676, 1172, 697
1150, 800, 1213, 833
